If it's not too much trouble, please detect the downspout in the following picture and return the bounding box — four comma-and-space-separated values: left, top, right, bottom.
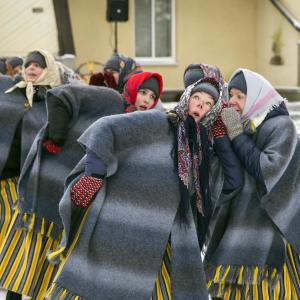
269, 0, 300, 32
270, 0, 300, 85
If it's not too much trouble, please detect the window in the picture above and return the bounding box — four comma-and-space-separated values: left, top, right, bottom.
134, 0, 176, 65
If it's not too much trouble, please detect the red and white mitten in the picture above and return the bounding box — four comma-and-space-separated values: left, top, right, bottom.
42, 139, 63, 154
211, 102, 228, 138
70, 175, 103, 208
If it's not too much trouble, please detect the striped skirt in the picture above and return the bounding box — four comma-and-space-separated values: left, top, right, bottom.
151, 241, 171, 300
207, 244, 300, 300
0, 209, 61, 299
0, 177, 18, 247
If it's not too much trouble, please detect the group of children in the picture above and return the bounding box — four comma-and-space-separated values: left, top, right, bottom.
0, 50, 299, 300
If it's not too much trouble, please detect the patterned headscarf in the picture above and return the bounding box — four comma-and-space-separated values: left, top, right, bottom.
170, 65, 225, 220
105, 53, 142, 93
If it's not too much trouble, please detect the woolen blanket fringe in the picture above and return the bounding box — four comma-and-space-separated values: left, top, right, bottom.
16, 211, 64, 241
45, 282, 84, 300
206, 263, 280, 298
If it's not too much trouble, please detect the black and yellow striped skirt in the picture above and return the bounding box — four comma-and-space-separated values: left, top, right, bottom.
207, 244, 300, 300
0, 177, 18, 247
0, 209, 61, 299
151, 241, 171, 300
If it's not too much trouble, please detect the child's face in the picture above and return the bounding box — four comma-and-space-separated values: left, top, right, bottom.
14, 65, 23, 75
228, 88, 247, 115
24, 62, 44, 83
7, 64, 23, 76
105, 68, 120, 84
135, 88, 156, 110
188, 91, 214, 123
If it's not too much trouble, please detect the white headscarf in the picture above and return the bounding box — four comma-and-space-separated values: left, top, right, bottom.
5, 49, 62, 106
229, 68, 285, 128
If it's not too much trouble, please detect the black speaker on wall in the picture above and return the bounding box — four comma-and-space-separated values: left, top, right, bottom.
106, 0, 128, 22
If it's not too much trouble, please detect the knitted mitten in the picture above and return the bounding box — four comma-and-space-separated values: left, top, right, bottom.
42, 139, 63, 154
71, 175, 103, 208
212, 102, 228, 138
221, 108, 243, 140
212, 116, 227, 138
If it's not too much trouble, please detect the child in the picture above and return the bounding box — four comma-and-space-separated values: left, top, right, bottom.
46, 71, 226, 299
0, 49, 68, 300
205, 69, 300, 299
122, 71, 162, 112
89, 53, 141, 91
5, 56, 23, 80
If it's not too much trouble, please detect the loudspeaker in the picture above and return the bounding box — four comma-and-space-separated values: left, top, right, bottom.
106, 0, 128, 22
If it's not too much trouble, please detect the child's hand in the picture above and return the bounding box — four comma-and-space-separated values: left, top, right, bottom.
70, 175, 103, 208
42, 139, 63, 154
211, 101, 228, 138
221, 108, 243, 140
212, 116, 227, 138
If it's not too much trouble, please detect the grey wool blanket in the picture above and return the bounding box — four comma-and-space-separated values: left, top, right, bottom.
0, 76, 47, 174
17, 85, 125, 241
204, 114, 300, 296
47, 110, 209, 300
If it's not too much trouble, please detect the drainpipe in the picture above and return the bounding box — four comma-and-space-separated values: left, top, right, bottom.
298, 41, 300, 86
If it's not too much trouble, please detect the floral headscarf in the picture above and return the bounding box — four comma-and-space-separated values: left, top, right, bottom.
170, 64, 225, 219
105, 54, 142, 92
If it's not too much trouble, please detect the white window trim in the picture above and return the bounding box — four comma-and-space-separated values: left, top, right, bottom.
133, 0, 176, 66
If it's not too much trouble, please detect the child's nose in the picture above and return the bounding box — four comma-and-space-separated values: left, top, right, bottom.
144, 95, 150, 103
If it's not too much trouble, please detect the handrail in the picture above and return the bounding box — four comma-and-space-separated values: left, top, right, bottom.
270, 0, 300, 32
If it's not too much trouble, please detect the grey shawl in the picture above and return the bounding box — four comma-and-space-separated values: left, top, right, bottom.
48, 110, 209, 300
17, 85, 125, 241
204, 114, 300, 296
0, 76, 47, 175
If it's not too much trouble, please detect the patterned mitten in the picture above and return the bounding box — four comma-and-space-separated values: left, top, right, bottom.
42, 139, 63, 154
71, 175, 103, 208
221, 108, 243, 140
212, 116, 227, 138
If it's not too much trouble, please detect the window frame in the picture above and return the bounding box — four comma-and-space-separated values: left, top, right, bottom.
133, 0, 176, 66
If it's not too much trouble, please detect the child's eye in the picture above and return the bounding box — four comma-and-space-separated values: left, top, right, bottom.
206, 102, 212, 108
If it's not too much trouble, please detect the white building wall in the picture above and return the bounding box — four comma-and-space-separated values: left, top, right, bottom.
0, 0, 58, 57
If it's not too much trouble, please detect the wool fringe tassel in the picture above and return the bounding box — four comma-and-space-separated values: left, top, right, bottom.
18, 212, 64, 241
206, 264, 280, 298
45, 282, 82, 300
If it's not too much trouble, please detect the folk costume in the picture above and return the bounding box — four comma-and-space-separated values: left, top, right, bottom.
0, 49, 66, 299
2, 85, 125, 300
205, 69, 300, 299
45, 70, 225, 299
